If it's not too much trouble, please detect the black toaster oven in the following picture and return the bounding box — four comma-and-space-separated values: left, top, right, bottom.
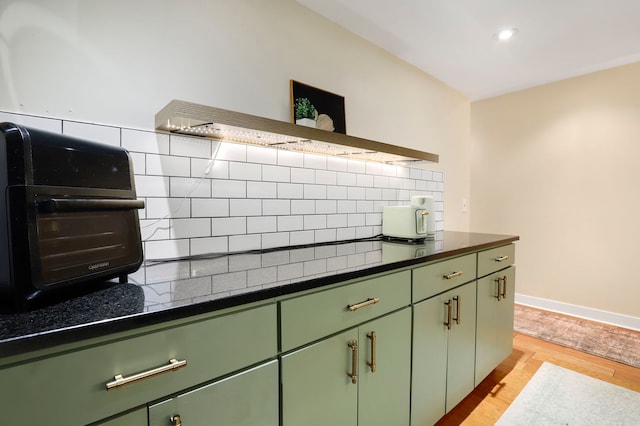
0, 123, 144, 309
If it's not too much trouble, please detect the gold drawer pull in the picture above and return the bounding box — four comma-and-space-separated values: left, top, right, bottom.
347, 297, 380, 312
501, 275, 508, 299
106, 358, 187, 390
443, 271, 463, 280
367, 332, 377, 373
347, 341, 358, 384
495, 277, 503, 301
495, 255, 509, 262
171, 414, 183, 426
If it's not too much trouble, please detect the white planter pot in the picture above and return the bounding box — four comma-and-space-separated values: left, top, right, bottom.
296, 118, 316, 128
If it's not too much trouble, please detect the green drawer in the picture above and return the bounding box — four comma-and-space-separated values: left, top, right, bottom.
0, 303, 277, 426
478, 244, 515, 278
412, 253, 476, 302
280, 270, 411, 352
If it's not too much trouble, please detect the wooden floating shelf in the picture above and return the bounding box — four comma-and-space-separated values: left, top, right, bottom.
155, 100, 439, 165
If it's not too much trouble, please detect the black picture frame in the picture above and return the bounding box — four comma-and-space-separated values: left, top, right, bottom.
290, 80, 346, 134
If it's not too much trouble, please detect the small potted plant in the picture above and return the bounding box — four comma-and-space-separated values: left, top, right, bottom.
294, 98, 317, 128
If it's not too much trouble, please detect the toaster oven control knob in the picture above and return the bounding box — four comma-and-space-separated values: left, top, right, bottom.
171, 414, 182, 426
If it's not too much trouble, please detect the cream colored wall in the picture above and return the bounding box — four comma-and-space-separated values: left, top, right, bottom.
471, 62, 640, 319
0, 0, 470, 230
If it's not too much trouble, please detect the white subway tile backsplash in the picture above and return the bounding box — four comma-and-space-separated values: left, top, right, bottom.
247, 145, 277, 164
192, 199, 229, 217
278, 262, 304, 281
171, 218, 211, 239
212, 217, 246, 236
212, 179, 246, 198
327, 156, 348, 172
291, 167, 315, 184
336, 227, 357, 240
147, 154, 191, 177
247, 216, 277, 234
347, 159, 366, 174
217, 142, 247, 162
247, 181, 277, 199
326, 186, 348, 200
348, 214, 366, 227
63, 121, 120, 147
304, 153, 327, 170
170, 135, 211, 158
316, 170, 337, 185
170, 177, 211, 198
316, 200, 337, 214
230, 161, 261, 181
229, 234, 261, 251
304, 215, 327, 230
327, 214, 347, 228
122, 129, 170, 154
145, 239, 189, 260
230, 199, 262, 216
2, 111, 445, 256
136, 175, 170, 197
263, 199, 291, 216
347, 187, 366, 200
261, 233, 290, 249
145, 198, 191, 219
278, 183, 304, 199
337, 200, 357, 214
0, 112, 62, 133
248, 266, 278, 286
262, 165, 290, 182
291, 200, 315, 215
278, 215, 304, 232
315, 229, 336, 243
278, 150, 304, 167
304, 184, 327, 199
191, 237, 228, 255
337, 172, 357, 186
289, 230, 315, 245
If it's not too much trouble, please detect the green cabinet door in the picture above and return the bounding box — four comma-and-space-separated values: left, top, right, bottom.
148, 360, 279, 426
445, 281, 477, 412
476, 266, 516, 385
281, 328, 359, 426
358, 308, 411, 426
411, 281, 477, 425
411, 294, 449, 426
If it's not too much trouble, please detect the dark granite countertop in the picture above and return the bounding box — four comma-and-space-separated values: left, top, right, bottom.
0, 231, 518, 358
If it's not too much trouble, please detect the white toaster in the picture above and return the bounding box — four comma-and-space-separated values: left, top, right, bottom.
382, 196, 435, 240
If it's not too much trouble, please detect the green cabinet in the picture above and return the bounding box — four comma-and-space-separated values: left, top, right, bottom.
476, 266, 516, 385
281, 308, 411, 426
149, 360, 279, 426
411, 281, 477, 426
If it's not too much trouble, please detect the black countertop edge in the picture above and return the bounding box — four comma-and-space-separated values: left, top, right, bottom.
0, 232, 519, 360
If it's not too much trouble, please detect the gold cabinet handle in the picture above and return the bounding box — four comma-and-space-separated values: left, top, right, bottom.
171, 414, 183, 426
453, 296, 461, 325
347, 297, 380, 312
444, 299, 452, 330
106, 358, 187, 391
443, 271, 463, 280
501, 275, 507, 299
347, 341, 358, 384
367, 332, 377, 373
495, 255, 509, 262
495, 277, 503, 301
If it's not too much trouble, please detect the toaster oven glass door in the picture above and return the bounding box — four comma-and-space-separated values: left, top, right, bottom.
36, 207, 142, 285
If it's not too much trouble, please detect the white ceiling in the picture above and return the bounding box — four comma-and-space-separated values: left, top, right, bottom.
297, 0, 640, 100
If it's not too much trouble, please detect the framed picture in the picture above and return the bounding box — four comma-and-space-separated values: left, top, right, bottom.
290, 80, 346, 134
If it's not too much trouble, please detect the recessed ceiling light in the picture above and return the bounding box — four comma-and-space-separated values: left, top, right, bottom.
495, 27, 518, 41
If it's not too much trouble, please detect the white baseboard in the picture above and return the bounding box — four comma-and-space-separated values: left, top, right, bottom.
514, 293, 640, 332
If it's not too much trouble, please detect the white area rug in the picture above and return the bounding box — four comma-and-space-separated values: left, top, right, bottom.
496, 362, 640, 425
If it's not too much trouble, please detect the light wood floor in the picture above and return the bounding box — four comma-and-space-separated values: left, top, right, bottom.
435, 331, 640, 425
